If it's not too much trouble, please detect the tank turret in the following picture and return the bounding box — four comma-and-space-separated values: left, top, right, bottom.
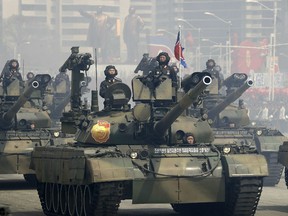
154, 75, 212, 137
0, 74, 51, 130
207, 78, 253, 124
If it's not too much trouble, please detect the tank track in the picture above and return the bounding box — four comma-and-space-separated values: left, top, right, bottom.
262, 152, 284, 186
285, 167, 288, 187
171, 177, 263, 216
36, 181, 124, 216
225, 177, 263, 216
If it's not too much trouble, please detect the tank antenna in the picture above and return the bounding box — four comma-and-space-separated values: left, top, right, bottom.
91, 48, 99, 112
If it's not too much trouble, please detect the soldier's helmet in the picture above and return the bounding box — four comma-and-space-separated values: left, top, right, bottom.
104, 65, 118, 78
183, 132, 196, 144
26, 72, 35, 80
9, 59, 19, 70
206, 59, 216, 70
156, 52, 170, 65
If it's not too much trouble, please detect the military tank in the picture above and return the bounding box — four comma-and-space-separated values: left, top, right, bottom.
0, 73, 52, 184
30, 48, 267, 216
193, 71, 287, 187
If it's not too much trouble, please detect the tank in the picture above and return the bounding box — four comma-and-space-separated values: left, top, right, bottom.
0, 73, 52, 184
30, 49, 268, 216
197, 72, 287, 186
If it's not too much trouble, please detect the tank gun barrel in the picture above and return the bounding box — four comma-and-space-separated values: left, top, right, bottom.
208, 79, 253, 120
154, 76, 212, 136
1, 74, 51, 127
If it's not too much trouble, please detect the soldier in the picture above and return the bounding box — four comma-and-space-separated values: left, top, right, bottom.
203, 59, 216, 73
99, 65, 122, 109
79, 6, 114, 62
183, 132, 196, 145
141, 52, 177, 99
154, 52, 178, 87
0, 59, 23, 90
26, 72, 35, 81
123, 7, 144, 63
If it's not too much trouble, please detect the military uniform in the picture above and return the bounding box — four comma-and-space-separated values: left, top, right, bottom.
1, 59, 23, 89
99, 65, 122, 109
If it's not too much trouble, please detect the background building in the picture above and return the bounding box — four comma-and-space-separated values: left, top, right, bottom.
0, 0, 287, 74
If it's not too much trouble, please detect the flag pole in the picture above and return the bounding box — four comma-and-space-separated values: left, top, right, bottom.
178, 25, 182, 89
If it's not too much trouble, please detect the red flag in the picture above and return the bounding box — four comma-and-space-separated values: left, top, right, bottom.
174, 31, 187, 68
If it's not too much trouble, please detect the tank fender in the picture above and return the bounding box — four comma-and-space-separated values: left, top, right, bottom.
222, 154, 268, 177
31, 147, 86, 184
85, 158, 139, 183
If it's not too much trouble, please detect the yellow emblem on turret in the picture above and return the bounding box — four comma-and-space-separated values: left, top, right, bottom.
91, 120, 110, 143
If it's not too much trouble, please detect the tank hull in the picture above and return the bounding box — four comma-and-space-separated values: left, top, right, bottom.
31, 144, 268, 216
0, 130, 50, 175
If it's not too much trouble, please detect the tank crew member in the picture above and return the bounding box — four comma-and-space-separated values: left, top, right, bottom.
123, 7, 144, 63
141, 52, 178, 99
0, 59, 23, 90
183, 132, 196, 145
154, 52, 177, 86
26, 72, 35, 81
100, 65, 122, 108
202, 59, 215, 72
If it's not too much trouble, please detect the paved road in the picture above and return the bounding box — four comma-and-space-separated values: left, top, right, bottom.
0, 174, 288, 216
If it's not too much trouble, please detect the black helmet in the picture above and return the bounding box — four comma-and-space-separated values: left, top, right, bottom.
104, 65, 118, 77
156, 52, 170, 65
9, 59, 19, 70
26, 72, 35, 80
183, 132, 196, 143
206, 59, 216, 69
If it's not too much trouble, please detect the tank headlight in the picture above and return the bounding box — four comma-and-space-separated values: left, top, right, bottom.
256, 130, 262, 136
53, 131, 60, 138
130, 152, 138, 159
251, 121, 256, 126
223, 147, 231, 154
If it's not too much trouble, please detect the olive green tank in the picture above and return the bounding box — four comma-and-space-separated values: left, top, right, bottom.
197, 71, 287, 186
31, 49, 268, 216
0, 72, 52, 184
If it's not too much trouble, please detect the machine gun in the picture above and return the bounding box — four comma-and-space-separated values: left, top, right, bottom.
134, 53, 158, 76
59, 47, 94, 134
58, 46, 94, 111
0, 74, 51, 130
